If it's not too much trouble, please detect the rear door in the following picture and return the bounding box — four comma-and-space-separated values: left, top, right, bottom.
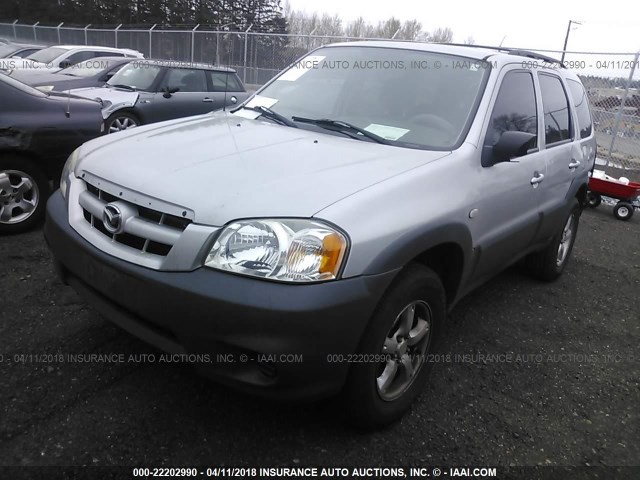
469, 68, 547, 282
535, 72, 589, 238
205, 71, 247, 110
146, 67, 211, 122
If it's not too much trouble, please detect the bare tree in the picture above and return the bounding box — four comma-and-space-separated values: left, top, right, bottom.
345, 16, 367, 38
430, 27, 453, 43
375, 17, 402, 38
463, 36, 475, 45
398, 19, 422, 40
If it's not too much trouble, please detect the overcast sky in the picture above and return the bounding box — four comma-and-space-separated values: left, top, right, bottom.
287, 0, 640, 76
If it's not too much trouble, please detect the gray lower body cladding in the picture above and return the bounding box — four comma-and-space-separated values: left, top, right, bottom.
44, 191, 397, 400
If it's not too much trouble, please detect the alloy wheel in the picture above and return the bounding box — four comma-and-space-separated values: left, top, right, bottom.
109, 117, 138, 133
556, 213, 575, 267
0, 170, 40, 225
377, 300, 432, 401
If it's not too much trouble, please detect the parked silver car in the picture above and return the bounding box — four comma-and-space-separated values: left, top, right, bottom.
0, 44, 142, 74
68, 60, 249, 133
45, 42, 596, 428
10, 57, 133, 92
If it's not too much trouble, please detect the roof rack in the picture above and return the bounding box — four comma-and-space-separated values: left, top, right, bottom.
440, 42, 512, 53
507, 49, 564, 67
439, 43, 565, 68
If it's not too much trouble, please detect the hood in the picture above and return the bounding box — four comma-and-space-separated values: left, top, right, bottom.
11, 71, 78, 85
77, 112, 450, 226
47, 90, 102, 106
69, 86, 139, 118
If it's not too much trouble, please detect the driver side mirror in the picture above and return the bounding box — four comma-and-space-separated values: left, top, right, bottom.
482, 131, 536, 167
59, 59, 72, 69
162, 86, 180, 98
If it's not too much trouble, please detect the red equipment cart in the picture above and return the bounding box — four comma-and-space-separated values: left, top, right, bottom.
587, 174, 640, 221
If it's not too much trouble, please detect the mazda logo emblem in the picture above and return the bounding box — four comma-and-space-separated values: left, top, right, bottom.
103, 204, 123, 234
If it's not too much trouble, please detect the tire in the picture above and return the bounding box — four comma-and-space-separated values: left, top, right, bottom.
526, 198, 581, 282
586, 191, 601, 208
613, 201, 634, 221
342, 264, 445, 429
0, 155, 51, 234
105, 111, 140, 134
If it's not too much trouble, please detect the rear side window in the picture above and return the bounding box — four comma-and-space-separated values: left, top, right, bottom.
65, 51, 96, 65
208, 71, 243, 92
484, 71, 538, 150
539, 74, 572, 145
567, 79, 593, 139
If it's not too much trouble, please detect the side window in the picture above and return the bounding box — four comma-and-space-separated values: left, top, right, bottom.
15, 49, 39, 58
567, 79, 592, 139
539, 74, 572, 145
207, 71, 243, 92
94, 51, 122, 58
484, 71, 538, 149
64, 51, 94, 66
160, 68, 207, 93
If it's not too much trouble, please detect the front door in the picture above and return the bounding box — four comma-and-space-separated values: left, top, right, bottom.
147, 67, 212, 122
468, 68, 547, 283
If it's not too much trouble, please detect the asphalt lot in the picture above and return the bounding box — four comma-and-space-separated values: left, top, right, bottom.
0, 205, 638, 470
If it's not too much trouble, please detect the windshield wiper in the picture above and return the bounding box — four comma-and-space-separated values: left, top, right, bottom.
242, 105, 298, 128
110, 84, 136, 91
291, 116, 392, 145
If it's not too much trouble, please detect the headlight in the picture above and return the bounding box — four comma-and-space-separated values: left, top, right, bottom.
35, 85, 54, 92
205, 219, 348, 282
60, 148, 81, 200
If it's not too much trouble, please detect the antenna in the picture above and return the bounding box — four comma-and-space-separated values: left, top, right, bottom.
65, 88, 71, 118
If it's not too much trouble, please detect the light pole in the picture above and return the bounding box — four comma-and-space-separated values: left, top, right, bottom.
561, 20, 582, 63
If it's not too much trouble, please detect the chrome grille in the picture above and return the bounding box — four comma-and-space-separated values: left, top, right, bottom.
80, 180, 191, 257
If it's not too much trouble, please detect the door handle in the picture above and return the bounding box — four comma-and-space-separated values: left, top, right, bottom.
530, 173, 545, 186
202, 98, 214, 103
569, 159, 581, 169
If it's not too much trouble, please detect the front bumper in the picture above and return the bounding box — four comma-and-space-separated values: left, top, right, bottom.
44, 192, 398, 401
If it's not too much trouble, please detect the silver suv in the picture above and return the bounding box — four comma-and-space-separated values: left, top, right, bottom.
45, 42, 596, 428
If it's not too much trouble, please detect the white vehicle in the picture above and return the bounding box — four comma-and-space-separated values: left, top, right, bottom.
0, 45, 143, 74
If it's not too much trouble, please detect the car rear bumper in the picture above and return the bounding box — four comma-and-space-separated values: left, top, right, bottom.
44, 191, 398, 401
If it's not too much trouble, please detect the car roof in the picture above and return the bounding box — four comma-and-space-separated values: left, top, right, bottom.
136, 59, 237, 73
49, 45, 142, 56
10, 43, 42, 49
323, 41, 566, 68
76, 56, 133, 64
324, 41, 501, 60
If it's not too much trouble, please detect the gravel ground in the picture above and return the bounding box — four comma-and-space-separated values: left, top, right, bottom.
0, 205, 638, 471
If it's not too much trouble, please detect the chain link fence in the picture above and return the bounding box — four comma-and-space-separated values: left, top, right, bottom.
1, 21, 639, 172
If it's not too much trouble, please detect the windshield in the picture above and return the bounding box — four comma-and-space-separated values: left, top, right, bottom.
60, 59, 117, 77
107, 62, 161, 90
251, 46, 490, 150
27, 47, 68, 64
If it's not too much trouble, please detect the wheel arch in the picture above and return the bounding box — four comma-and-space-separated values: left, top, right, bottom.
106, 108, 143, 124
0, 148, 56, 180
361, 223, 473, 307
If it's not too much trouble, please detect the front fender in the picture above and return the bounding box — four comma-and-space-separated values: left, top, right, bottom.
361, 222, 473, 277
102, 101, 138, 120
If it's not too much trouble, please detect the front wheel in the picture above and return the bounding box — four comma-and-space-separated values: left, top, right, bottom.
613, 201, 634, 221
526, 198, 581, 281
105, 111, 140, 134
342, 264, 445, 429
0, 156, 51, 234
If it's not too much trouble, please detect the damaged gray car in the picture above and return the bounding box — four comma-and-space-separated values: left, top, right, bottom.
0, 73, 103, 234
